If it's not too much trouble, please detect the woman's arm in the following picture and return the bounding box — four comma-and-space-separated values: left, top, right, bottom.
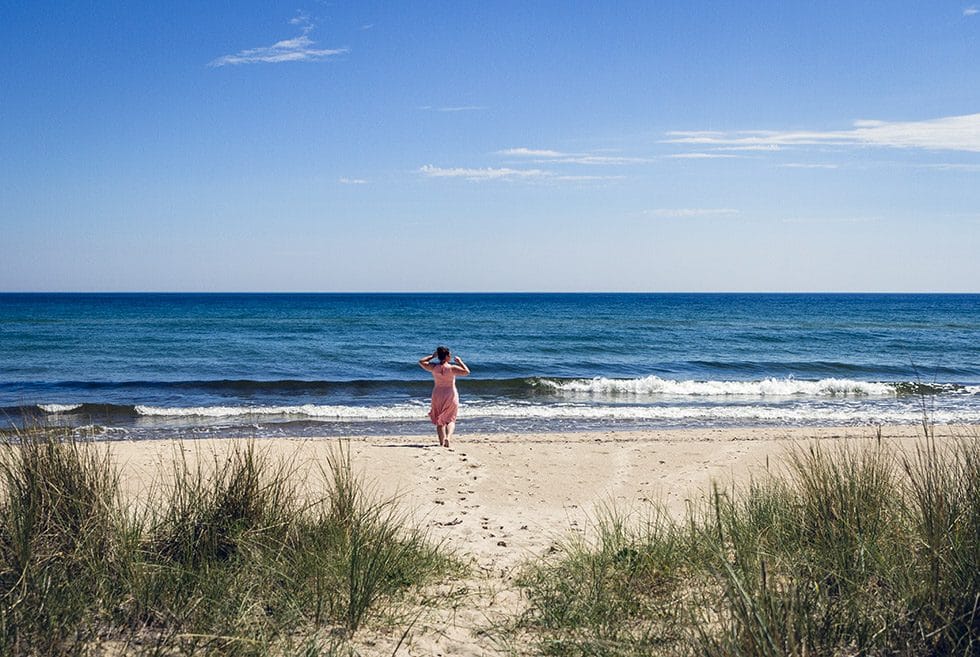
418, 352, 437, 371
453, 356, 470, 376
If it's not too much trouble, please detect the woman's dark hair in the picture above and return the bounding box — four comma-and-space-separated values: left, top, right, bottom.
436, 346, 450, 362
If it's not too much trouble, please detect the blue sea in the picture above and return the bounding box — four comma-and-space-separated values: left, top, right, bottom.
2, 293, 979, 439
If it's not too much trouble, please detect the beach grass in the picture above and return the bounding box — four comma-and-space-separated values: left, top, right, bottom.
515, 430, 980, 656
0, 428, 125, 656
1, 425, 977, 656
0, 431, 454, 656
516, 505, 690, 656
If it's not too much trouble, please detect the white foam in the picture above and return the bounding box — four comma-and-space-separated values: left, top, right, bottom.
135, 403, 427, 419
459, 403, 980, 424
39, 403, 83, 413
132, 400, 980, 425
539, 376, 895, 397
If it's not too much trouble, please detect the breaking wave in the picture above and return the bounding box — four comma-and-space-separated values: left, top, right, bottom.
537, 376, 896, 397
37, 403, 84, 413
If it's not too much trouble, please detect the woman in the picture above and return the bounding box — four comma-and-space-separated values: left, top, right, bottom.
418, 346, 470, 448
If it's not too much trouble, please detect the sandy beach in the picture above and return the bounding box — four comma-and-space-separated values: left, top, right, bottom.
103, 423, 975, 656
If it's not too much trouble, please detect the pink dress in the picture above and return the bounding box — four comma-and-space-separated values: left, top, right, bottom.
428, 362, 459, 426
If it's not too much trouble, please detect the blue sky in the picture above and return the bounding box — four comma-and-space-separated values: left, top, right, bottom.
1, 1, 978, 292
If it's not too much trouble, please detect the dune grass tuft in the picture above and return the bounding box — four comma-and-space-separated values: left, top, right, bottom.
0, 432, 452, 656
517, 430, 980, 657
0, 429, 125, 656
517, 506, 688, 656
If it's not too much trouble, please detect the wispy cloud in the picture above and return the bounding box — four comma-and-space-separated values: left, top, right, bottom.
715, 144, 782, 152
964, 6, 979, 16
339, 177, 368, 184
646, 208, 740, 218
499, 147, 648, 165
209, 15, 348, 67
419, 165, 549, 181
556, 154, 648, 164
664, 113, 980, 152
499, 147, 566, 158
418, 164, 623, 183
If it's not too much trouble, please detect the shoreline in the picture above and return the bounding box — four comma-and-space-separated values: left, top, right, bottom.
100, 421, 971, 444
8, 417, 973, 440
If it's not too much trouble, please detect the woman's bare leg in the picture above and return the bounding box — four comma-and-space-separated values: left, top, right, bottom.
436, 425, 446, 447
445, 421, 456, 447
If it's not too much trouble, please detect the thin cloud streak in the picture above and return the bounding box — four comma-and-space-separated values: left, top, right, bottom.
499, 147, 648, 164
715, 144, 782, 152
499, 147, 567, 157
664, 113, 980, 152
209, 17, 347, 66
419, 164, 549, 181
418, 165, 623, 183
558, 155, 647, 164
965, 6, 979, 16
339, 177, 368, 184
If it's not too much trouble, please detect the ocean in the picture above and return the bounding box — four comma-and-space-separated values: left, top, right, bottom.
2, 293, 979, 439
